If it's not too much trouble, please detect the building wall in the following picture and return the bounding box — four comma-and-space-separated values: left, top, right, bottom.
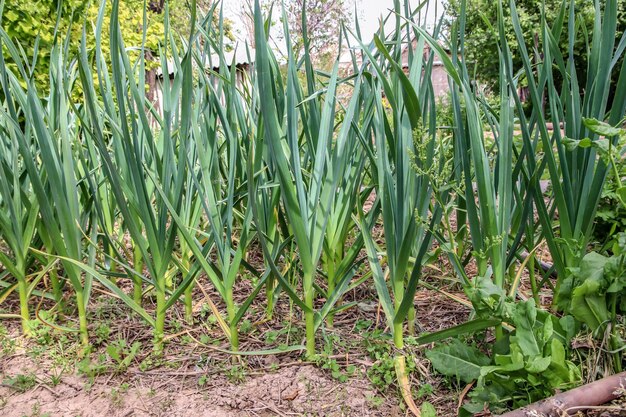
431, 63, 449, 98
152, 64, 253, 125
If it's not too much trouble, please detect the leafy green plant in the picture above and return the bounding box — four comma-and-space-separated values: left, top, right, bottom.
78, 354, 109, 381
360, 329, 416, 393
94, 322, 112, 346
0, 324, 16, 355
0, 129, 39, 335
428, 300, 580, 415
420, 402, 437, 417
77, 0, 193, 353
560, 250, 625, 331
171, 29, 261, 350
420, 0, 542, 342
109, 382, 130, 408
315, 356, 357, 383
558, 242, 626, 372
594, 184, 626, 249
0, 36, 97, 347
347, 2, 449, 412
419, 0, 626, 390
365, 394, 385, 408
106, 339, 141, 372
25, 313, 58, 346
224, 364, 247, 384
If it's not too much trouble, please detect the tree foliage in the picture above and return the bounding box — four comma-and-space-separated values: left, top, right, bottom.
1, 0, 232, 91
446, 0, 626, 90
282, 0, 348, 62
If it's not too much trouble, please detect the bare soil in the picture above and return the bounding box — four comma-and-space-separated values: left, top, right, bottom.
0, 282, 465, 417
1, 352, 395, 417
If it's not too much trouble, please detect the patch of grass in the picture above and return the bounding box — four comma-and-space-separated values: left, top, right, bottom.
3, 373, 37, 392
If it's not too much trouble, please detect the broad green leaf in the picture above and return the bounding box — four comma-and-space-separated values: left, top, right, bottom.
426, 339, 491, 383
508, 300, 541, 356
525, 356, 552, 373
420, 402, 437, 417
583, 117, 625, 137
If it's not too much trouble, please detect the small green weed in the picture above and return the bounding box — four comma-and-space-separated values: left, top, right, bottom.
366, 394, 385, 408
224, 364, 246, 384
0, 325, 16, 355
106, 339, 141, 372
110, 382, 130, 407
3, 373, 37, 392
94, 322, 111, 346
361, 329, 416, 392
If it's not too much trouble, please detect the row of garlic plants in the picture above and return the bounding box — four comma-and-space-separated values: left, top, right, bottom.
1, 0, 624, 410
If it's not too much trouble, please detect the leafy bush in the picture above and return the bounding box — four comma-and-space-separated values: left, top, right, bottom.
428, 300, 580, 415
558, 249, 626, 332
1, 0, 231, 91
595, 183, 626, 248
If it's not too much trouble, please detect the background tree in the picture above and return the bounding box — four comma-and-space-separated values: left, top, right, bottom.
285, 0, 347, 61
1, 0, 233, 92
445, 0, 626, 91
234, 0, 348, 66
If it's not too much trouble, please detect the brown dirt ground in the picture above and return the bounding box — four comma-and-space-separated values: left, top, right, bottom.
1, 352, 395, 417
0, 280, 465, 417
